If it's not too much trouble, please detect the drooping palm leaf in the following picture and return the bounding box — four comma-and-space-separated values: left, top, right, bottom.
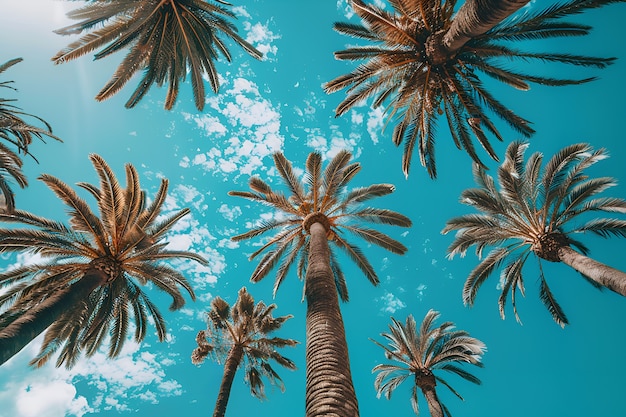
53, 0, 263, 110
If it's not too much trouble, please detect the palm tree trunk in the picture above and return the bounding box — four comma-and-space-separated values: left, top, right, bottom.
213, 345, 244, 417
304, 221, 359, 417
0, 268, 107, 366
441, 0, 530, 55
422, 387, 444, 417
558, 246, 626, 296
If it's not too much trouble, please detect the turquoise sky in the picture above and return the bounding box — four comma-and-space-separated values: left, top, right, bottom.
1, 1, 626, 416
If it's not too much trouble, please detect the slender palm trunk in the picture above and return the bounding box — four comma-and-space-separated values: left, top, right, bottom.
558, 246, 626, 296
441, 0, 530, 55
422, 387, 444, 417
417, 373, 443, 417
213, 345, 244, 417
304, 221, 359, 417
0, 268, 107, 366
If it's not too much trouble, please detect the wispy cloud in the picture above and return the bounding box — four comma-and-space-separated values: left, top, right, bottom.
180, 77, 284, 180
161, 185, 227, 297
377, 291, 406, 314
305, 126, 361, 160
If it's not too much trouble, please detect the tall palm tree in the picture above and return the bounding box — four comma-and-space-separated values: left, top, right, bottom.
324, 0, 621, 178
52, 0, 262, 111
191, 286, 298, 417
443, 141, 626, 327
229, 150, 412, 417
372, 310, 485, 417
0, 154, 207, 368
0, 58, 61, 211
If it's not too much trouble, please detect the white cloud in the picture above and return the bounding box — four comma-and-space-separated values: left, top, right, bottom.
0, 335, 183, 417
377, 291, 406, 314
366, 107, 385, 145
243, 21, 280, 59
218, 204, 242, 221
13, 380, 91, 417
180, 78, 284, 180
338, 0, 386, 19
305, 126, 361, 161
416, 284, 427, 301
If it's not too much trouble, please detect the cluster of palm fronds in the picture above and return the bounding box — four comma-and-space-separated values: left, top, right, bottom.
0, 58, 60, 211
1, 1, 626, 417
230, 150, 412, 301
192, 287, 297, 410
0, 154, 206, 368
52, 0, 262, 110
326, 0, 620, 178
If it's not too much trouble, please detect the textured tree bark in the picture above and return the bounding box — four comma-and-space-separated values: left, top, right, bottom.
212, 345, 244, 417
558, 246, 626, 296
0, 268, 107, 366
304, 221, 359, 417
441, 0, 530, 56
422, 387, 444, 417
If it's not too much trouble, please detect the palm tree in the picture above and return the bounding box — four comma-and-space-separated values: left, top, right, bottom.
372, 310, 485, 417
191, 286, 298, 417
0, 154, 207, 368
52, 0, 262, 111
0, 58, 61, 211
229, 150, 412, 417
324, 0, 620, 178
443, 141, 626, 327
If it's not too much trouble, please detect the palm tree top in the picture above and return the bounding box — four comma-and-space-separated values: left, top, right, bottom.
192, 286, 298, 398
229, 149, 412, 300
372, 310, 485, 415
52, 0, 263, 110
0, 154, 207, 367
443, 141, 626, 326
325, 0, 618, 178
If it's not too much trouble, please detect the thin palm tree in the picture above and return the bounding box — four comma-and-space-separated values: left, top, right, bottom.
52, 0, 262, 111
324, 0, 621, 178
372, 310, 485, 417
443, 141, 626, 327
229, 149, 412, 417
191, 286, 298, 417
0, 154, 207, 368
0, 58, 61, 211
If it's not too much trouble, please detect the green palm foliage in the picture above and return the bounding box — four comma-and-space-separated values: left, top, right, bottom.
324, 0, 620, 178
192, 287, 297, 417
0, 154, 207, 368
0, 58, 61, 211
229, 149, 411, 299
372, 310, 485, 417
443, 141, 626, 327
52, 0, 262, 110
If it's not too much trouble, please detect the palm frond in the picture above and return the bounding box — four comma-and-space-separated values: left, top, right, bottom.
538, 263, 568, 327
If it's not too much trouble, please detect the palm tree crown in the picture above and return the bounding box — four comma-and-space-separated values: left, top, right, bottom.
0, 154, 206, 368
229, 149, 412, 300
372, 310, 485, 417
52, 0, 262, 110
192, 286, 297, 414
0, 58, 61, 211
325, 0, 618, 178
443, 141, 626, 326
